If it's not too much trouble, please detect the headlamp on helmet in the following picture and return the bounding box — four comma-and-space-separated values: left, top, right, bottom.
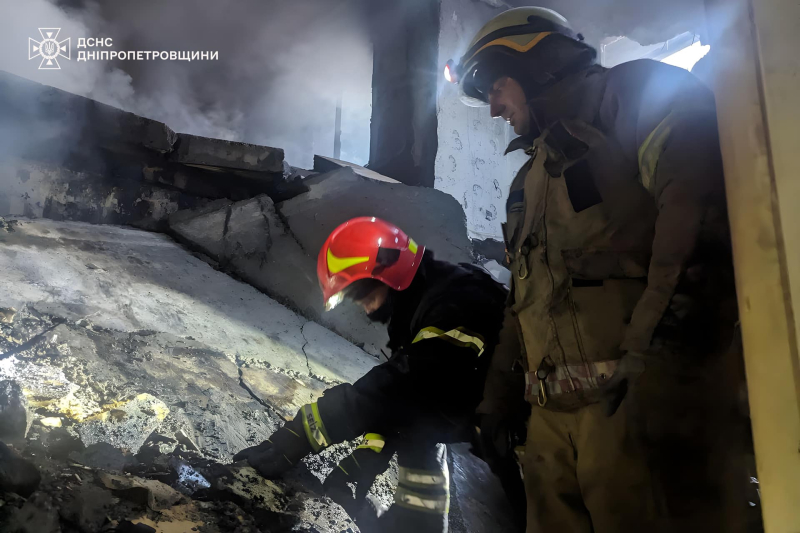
444, 59, 459, 84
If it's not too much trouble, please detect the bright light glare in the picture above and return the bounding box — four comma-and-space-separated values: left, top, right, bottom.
325, 292, 344, 311
661, 41, 711, 72
444, 64, 453, 83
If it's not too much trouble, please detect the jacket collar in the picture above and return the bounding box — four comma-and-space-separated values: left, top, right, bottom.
385, 253, 431, 351
505, 64, 609, 156
505, 134, 537, 155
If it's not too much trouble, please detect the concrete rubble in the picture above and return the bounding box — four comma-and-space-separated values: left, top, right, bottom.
167, 166, 475, 355
0, 218, 513, 532
168, 192, 388, 355
0, 70, 514, 532
0, 218, 380, 531
0, 70, 305, 232
278, 167, 472, 266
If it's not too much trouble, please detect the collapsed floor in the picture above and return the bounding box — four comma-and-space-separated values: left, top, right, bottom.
0, 69, 516, 532
0, 218, 517, 532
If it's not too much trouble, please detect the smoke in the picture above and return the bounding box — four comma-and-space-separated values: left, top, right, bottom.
505, 0, 708, 46
0, 0, 373, 168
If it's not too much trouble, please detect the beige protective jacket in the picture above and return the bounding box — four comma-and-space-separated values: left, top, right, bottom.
481, 59, 735, 412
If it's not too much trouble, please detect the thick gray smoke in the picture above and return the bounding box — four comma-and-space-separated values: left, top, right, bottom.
0, 0, 373, 168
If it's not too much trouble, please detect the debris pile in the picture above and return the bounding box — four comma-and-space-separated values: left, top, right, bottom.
0, 71, 516, 532
0, 71, 474, 355
0, 219, 396, 532
0, 426, 360, 533
0, 306, 381, 532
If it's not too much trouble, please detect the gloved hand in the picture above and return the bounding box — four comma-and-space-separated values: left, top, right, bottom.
600, 351, 646, 417
232, 411, 310, 478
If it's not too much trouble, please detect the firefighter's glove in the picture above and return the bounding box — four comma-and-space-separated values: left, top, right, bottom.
232, 411, 310, 478
600, 351, 646, 417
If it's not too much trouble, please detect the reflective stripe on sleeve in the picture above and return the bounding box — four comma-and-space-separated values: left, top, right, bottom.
301, 403, 331, 453
356, 433, 386, 453
394, 485, 450, 515
398, 466, 448, 489
411, 326, 486, 356
637, 111, 677, 195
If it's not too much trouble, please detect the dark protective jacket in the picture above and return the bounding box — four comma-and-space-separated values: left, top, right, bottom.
298, 252, 509, 529
480, 59, 736, 413
318, 251, 507, 438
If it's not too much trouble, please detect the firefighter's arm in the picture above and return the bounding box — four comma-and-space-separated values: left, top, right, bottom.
319, 293, 498, 446
620, 109, 724, 352
236, 286, 501, 479
233, 362, 410, 478
319, 318, 488, 442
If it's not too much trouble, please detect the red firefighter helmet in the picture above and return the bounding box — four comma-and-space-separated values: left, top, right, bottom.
317, 217, 425, 310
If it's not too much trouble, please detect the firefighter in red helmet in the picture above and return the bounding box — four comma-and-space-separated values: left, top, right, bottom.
234, 217, 527, 532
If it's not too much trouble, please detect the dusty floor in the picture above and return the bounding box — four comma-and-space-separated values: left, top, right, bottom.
0, 218, 515, 532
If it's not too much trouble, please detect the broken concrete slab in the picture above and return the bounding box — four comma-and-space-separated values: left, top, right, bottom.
0, 308, 280, 462
279, 167, 473, 266
0, 159, 210, 231
0, 70, 176, 158
78, 394, 171, 453
0, 218, 377, 465
314, 155, 400, 183
142, 161, 308, 204
302, 321, 383, 385
0, 219, 520, 533
0, 72, 307, 231
239, 365, 327, 420
98, 471, 184, 511
0, 218, 376, 384
168, 198, 232, 259
169, 133, 284, 174
169, 194, 389, 356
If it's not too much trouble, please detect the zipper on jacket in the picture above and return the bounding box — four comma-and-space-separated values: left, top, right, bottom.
540, 176, 575, 392
567, 284, 595, 389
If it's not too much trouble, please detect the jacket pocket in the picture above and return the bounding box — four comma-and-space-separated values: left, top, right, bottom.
560, 250, 650, 364
561, 249, 650, 280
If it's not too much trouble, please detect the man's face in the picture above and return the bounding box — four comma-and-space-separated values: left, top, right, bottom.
488, 76, 530, 136
353, 284, 390, 316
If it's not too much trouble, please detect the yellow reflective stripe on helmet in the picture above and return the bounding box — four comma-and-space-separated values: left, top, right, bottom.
412, 326, 486, 356
301, 403, 331, 453
408, 238, 418, 255
637, 111, 677, 195
398, 467, 448, 489
394, 486, 450, 515
466, 32, 552, 66
356, 433, 386, 453
327, 249, 369, 274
